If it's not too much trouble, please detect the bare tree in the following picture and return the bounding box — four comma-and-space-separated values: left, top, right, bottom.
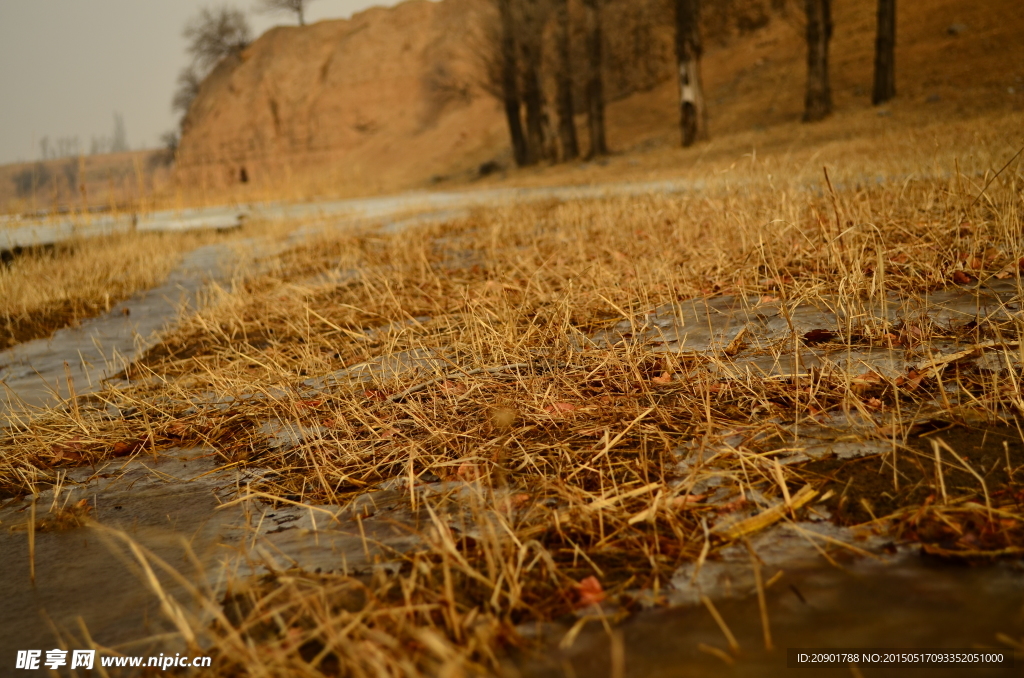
496, 0, 529, 166
674, 0, 706, 147
803, 0, 833, 122
582, 0, 608, 158
174, 7, 251, 130
519, 0, 552, 164
553, 0, 579, 161
161, 130, 180, 154
183, 6, 252, 73
62, 160, 79, 195
872, 0, 895, 105
256, 0, 317, 26
12, 164, 51, 198
111, 113, 129, 153
173, 65, 204, 119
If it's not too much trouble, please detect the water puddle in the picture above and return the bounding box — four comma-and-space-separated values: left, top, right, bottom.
0, 209, 242, 258
0, 245, 230, 425
0, 449, 440, 664
593, 282, 1022, 384
513, 553, 1024, 677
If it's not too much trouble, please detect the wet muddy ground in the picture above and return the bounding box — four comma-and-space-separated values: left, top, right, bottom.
3, 447, 1020, 675
3, 192, 1024, 673
0, 448, 437, 665
515, 554, 1024, 677
0, 244, 231, 424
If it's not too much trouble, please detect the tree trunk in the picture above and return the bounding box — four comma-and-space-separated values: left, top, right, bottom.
674, 0, 706, 147
872, 0, 896, 105
582, 0, 608, 158
498, 0, 528, 166
554, 0, 579, 161
803, 0, 833, 122
521, 40, 546, 164
520, 0, 550, 163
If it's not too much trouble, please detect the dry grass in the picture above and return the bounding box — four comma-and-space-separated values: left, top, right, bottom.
0, 217, 320, 351
2, 143, 1024, 674
0, 232, 197, 350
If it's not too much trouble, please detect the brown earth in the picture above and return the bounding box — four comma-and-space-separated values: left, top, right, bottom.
175, 0, 505, 198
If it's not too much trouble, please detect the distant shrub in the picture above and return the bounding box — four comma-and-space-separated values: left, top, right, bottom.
12, 164, 51, 198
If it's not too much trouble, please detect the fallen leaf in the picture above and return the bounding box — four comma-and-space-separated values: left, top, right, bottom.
510, 493, 531, 509
670, 494, 706, 508
575, 576, 606, 607
439, 380, 468, 395
457, 463, 479, 480
851, 371, 883, 395
363, 389, 387, 401
881, 332, 902, 347
865, 397, 883, 410
112, 438, 145, 457
651, 371, 673, 384
895, 369, 923, 391
716, 497, 749, 513
50, 439, 87, 463
166, 422, 190, 438
803, 329, 836, 345
952, 270, 973, 284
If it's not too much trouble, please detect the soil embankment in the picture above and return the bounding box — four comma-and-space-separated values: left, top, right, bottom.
174, 0, 1023, 199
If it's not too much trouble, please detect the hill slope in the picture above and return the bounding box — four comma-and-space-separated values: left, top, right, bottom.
174, 0, 1023, 199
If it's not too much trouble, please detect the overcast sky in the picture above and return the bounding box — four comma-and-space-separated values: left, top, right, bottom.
0, 1, 406, 165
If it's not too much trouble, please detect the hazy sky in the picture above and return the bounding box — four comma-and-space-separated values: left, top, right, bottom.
0, 1, 406, 165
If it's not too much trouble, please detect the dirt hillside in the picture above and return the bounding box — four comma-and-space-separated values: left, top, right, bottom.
175, 0, 504, 197
174, 0, 1023, 199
